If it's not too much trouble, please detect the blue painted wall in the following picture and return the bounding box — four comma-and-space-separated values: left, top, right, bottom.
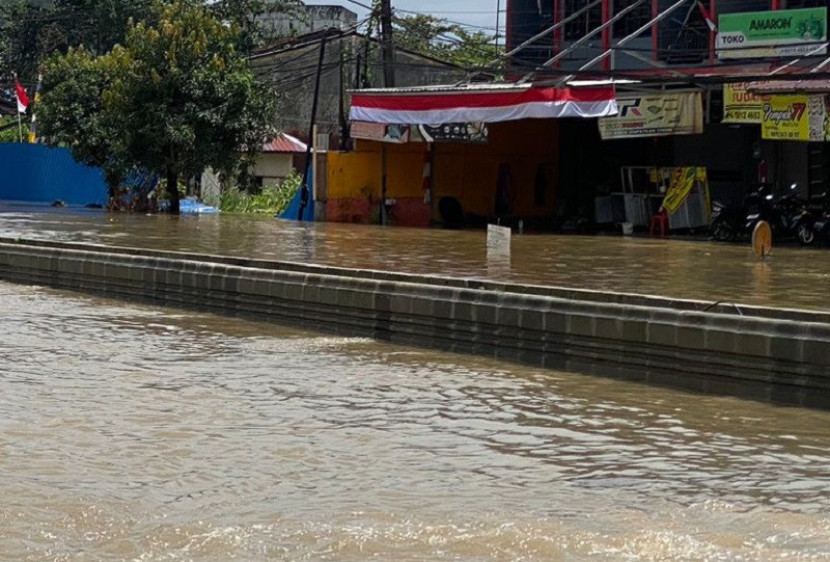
0, 143, 107, 206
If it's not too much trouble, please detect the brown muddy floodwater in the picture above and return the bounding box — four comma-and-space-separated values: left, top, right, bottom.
1, 206, 829, 312
2, 207, 830, 560
1, 280, 830, 561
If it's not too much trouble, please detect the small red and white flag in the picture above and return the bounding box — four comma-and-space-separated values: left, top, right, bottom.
14, 76, 29, 114
697, 1, 717, 32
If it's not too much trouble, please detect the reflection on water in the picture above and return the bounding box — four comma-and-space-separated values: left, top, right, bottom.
1, 206, 828, 312
1, 281, 829, 561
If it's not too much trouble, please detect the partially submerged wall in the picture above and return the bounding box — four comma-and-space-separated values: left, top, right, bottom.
1, 238, 828, 409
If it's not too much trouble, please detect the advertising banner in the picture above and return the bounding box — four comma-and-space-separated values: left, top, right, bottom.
350, 121, 410, 144
717, 7, 827, 59
662, 168, 708, 214
722, 83, 770, 124
599, 92, 704, 140
760, 94, 826, 141
418, 123, 489, 143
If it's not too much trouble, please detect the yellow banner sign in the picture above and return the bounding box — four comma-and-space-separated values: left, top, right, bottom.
723, 83, 769, 124
662, 167, 708, 214
760, 95, 826, 141
599, 92, 704, 140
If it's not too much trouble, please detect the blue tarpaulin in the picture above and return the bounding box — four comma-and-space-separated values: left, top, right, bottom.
180, 198, 219, 215
278, 167, 314, 222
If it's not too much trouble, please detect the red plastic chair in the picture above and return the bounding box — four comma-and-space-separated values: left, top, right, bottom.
649, 210, 669, 238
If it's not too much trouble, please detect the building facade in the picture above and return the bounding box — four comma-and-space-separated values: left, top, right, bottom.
501, 0, 830, 228
260, 4, 359, 39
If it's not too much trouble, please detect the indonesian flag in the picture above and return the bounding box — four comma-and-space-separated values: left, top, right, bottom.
14, 77, 29, 114
350, 86, 618, 125
697, 1, 717, 32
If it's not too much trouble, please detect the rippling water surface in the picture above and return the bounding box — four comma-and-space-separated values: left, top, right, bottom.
1, 206, 829, 311
1, 281, 829, 561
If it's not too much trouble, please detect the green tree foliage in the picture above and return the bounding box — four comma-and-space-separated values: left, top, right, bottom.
392, 13, 500, 69
0, 117, 22, 143
38, 47, 128, 197
0, 0, 156, 83
38, 0, 279, 214
0, 0, 51, 82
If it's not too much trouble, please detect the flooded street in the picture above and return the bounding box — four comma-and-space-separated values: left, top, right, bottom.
1, 205, 828, 312
2, 281, 830, 560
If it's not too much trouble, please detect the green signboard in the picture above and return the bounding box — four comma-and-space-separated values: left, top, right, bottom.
717, 7, 827, 59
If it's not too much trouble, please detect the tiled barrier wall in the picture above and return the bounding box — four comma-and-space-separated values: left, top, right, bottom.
1, 240, 829, 408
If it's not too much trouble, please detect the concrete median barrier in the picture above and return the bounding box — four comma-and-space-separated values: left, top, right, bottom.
1, 237, 828, 409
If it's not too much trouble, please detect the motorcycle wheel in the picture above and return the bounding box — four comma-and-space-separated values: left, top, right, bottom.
797, 222, 815, 246
711, 217, 735, 242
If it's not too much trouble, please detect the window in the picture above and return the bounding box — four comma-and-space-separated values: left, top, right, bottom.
564, 0, 602, 41
563, 0, 653, 41
612, 0, 653, 38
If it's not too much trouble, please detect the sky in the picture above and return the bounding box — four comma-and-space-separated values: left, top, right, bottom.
304, 0, 505, 37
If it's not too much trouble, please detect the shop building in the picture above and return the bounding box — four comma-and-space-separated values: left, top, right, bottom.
309, 1, 829, 231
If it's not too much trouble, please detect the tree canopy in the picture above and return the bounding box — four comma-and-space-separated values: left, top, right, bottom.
0, 0, 156, 83
392, 13, 500, 70
38, 0, 279, 214
0, 0, 300, 84
38, 46, 128, 196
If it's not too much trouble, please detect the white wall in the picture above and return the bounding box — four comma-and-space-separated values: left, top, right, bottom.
254, 153, 295, 188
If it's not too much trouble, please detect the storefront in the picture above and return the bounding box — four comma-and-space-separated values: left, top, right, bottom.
741, 80, 830, 201
324, 83, 617, 228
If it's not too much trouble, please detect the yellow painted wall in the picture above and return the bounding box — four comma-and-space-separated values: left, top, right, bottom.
326, 119, 559, 219
327, 142, 429, 200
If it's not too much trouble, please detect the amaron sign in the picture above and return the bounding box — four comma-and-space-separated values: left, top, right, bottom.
717, 7, 827, 59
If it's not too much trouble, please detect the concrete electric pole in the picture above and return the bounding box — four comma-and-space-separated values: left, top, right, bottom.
379, 0, 395, 88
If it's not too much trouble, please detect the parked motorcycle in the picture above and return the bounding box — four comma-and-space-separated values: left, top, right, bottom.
795, 191, 830, 246
710, 200, 740, 241
744, 183, 806, 241
710, 183, 775, 242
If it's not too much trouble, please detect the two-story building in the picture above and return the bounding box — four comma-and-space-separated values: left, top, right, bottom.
506, 0, 830, 224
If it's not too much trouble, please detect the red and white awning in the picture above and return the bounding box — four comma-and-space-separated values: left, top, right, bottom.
349, 84, 617, 125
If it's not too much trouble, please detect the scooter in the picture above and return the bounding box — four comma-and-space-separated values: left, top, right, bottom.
710, 200, 743, 241
711, 183, 774, 242
745, 183, 804, 241
796, 192, 830, 246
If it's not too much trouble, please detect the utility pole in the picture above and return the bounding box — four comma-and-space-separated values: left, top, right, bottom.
495, 0, 501, 54
379, 0, 394, 226
298, 32, 328, 222
379, 0, 395, 88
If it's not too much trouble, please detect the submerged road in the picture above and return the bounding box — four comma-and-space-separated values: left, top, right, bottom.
2, 207, 829, 559
2, 281, 830, 560
0, 204, 827, 312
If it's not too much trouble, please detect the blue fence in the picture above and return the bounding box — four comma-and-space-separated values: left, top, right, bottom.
0, 143, 107, 207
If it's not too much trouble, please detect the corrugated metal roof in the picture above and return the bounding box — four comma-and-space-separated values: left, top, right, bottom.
262, 133, 307, 153
349, 80, 630, 96
349, 83, 534, 95
745, 79, 830, 94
